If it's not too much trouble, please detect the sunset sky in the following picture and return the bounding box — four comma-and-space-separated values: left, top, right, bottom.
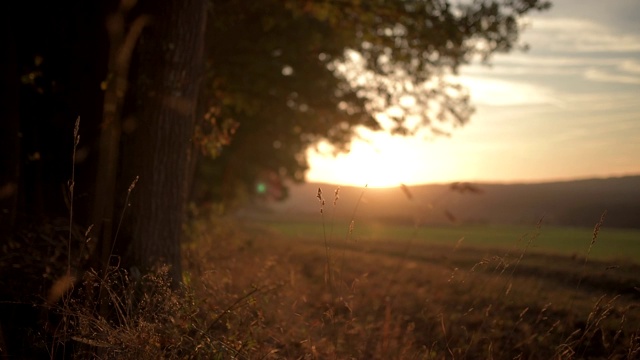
306, 0, 640, 187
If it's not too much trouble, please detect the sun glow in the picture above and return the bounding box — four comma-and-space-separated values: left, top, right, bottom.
306, 7, 640, 187
306, 129, 440, 188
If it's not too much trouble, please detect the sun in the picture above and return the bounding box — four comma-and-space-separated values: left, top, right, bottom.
307, 130, 428, 188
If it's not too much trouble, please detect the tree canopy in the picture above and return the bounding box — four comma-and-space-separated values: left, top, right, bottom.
194, 0, 551, 207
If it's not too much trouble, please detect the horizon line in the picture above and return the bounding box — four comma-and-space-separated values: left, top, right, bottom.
302, 173, 640, 189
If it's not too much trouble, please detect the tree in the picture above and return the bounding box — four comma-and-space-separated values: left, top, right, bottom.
117, 0, 207, 282
193, 0, 551, 208
0, 5, 20, 241
0, 0, 207, 294
86, 0, 207, 285
1, 0, 206, 354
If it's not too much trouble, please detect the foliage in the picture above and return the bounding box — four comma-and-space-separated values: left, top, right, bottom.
194, 0, 552, 206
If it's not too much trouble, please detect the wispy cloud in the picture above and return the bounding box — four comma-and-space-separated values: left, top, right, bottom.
584, 68, 640, 85
555, 92, 640, 112
491, 54, 627, 68
456, 76, 558, 107
620, 60, 640, 74
464, 56, 640, 83
524, 17, 640, 52
462, 63, 580, 77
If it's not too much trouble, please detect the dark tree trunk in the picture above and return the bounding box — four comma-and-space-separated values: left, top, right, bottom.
92, 0, 150, 276
0, 8, 20, 239
121, 0, 206, 283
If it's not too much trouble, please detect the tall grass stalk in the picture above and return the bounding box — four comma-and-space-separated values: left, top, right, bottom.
96, 176, 139, 318
576, 210, 607, 291
316, 187, 333, 293
67, 116, 80, 276
110, 176, 139, 261
337, 184, 366, 289
503, 216, 544, 296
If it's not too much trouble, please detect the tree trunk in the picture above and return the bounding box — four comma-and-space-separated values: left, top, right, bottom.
0, 7, 20, 239
92, 0, 150, 275
122, 0, 206, 283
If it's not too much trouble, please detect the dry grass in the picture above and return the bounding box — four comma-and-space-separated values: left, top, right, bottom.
175, 212, 639, 359
20, 185, 639, 359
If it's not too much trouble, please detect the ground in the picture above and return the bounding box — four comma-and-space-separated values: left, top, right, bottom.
179, 217, 640, 359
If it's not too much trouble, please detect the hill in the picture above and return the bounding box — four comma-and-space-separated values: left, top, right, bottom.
265, 176, 640, 228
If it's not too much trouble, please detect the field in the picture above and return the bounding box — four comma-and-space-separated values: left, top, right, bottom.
262, 218, 640, 263
174, 215, 640, 359
28, 211, 639, 358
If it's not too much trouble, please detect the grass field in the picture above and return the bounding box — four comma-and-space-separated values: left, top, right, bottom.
262, 218, 640, 263
174, 216, 640, 359
43, 214, 640, 358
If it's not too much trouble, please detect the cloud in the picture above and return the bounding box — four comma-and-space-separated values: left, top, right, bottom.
492, 54, 625, 67
462, 63, 580, 77
584, 68, 640, 85
522, 17, 640, 53
536, 0, 640, 36
464, 56, 640, 81
620, 60, 640, 74
455, 76, 557, 107
555, 92, 640, 112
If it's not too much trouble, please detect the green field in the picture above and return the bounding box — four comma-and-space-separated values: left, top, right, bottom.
260, 218, 640, 263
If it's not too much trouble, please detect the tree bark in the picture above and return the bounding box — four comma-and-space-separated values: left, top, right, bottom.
122, 0, 206, 283
92, 0, 150, 274
0, 6, 20, 239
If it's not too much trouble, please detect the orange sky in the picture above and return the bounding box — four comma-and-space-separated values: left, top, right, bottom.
306, 0, 640, 187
